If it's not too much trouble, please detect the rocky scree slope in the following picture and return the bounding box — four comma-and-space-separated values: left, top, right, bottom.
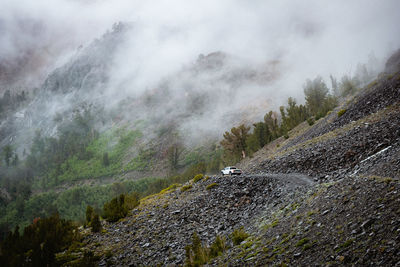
80, 174, 313, 266
245, 66, 400, 181
217, 176, 400, 266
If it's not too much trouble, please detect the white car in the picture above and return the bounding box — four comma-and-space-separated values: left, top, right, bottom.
221, 166, 242, 176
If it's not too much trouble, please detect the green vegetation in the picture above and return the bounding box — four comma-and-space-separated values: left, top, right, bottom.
264, 219, 280, 230
91, 214, 102, 232
339, 75, 359, 96
101, 191, 140, 222
86, 205, 95, 225
103, 194, 128, 222
337, 109, 346, 117
296, 238, 310, 247
221, 76, 338, 161
56, 128, 142, 184
231, 227, 250, 245
0, 213, 79, 266
336, 239, 354, 252
0, 177, 157, 234
181, 184, 193, 192
193, 174, 204, 183
221, 124, 250, 162
185, 232, 227, 266
206, 183, 219, 190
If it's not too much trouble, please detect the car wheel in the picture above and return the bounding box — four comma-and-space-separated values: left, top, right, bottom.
230, 172, 232, 176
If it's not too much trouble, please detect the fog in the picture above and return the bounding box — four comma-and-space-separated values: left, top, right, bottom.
2, 0, 400, 145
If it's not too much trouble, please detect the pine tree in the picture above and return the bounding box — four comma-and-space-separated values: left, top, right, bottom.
86, 205, 94, 225
220, 124, 250, 161
91, 214, 102, 232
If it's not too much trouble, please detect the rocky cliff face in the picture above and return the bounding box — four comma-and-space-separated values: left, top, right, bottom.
73, 52, 400, 266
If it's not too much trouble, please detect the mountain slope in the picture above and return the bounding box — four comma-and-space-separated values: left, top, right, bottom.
65, 52, 400, 266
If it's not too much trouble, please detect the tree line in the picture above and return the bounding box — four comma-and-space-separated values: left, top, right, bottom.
220, 73, 367, 163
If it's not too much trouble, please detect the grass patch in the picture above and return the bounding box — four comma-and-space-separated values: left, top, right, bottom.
296, 238, 309, 247
337, 109, 346, 117
206, 183, 219, 190
231, 227, 250, 245
264, 219, 280, 230
335, 239, 354, 252
180, 184, 193, 192
193, 174, 204, 183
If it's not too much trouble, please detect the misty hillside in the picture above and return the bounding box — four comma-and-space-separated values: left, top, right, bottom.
1, 1, 400, 266
0, 21, 283, 237
57, 50, 400, 266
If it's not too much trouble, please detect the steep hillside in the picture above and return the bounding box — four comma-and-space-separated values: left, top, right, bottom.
64, 53, 400, 266
0, 21, 284, 235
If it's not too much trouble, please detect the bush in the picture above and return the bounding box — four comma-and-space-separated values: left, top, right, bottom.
185, 232, 208, 266
86, 205, 94, 225
180, 184, 193, 192
209, 235, 227, 258
337, 109, 346, 117
206, 183, 218, 190
103, 194, 128, 222
307, 118, 314, 126
91, 214, 102, 233
193, 174, 204, 183
231, 227, 249, 245
315, 112, 325, 121
185, 232, 227, 266
124, 192, 140, 210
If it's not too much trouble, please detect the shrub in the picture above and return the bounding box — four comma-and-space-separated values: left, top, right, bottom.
181, 184, 193, 192
124, 192, 140, 210
91, 214, 102, 233
185, 232, 208, 266
206, 183, 218, 190
103, 194, 128, 222
337, 109, 346, 117
193, 174, 204, 183
86, 205, 94, 225
307, 118, 314, 126
185, 232, 227, 266
231, 227, 250, 245
315, 112, 325, 120
209, 235, 227, 258
159, 183, 181, 194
